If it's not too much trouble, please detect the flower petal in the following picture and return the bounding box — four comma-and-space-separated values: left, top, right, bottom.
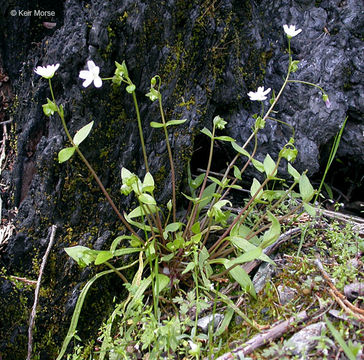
79, 70, 90, 79
87, 60, 97, 72
82, 77, 93, 88
93, 76, 102, 88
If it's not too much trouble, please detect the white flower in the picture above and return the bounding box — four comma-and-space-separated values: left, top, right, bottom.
34, 63, 60, 79
188, 341, 198, 351
79, 60, 102, 88
247, 86, 271, 101
283, 24, 302, 38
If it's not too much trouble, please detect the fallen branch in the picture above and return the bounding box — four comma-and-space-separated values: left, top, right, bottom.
216, 310, 309, 359
27, 225, 57, 360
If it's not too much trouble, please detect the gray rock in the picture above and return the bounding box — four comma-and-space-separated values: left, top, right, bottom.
252, 262, 276, 294
197, 313, 224, 334
277, 285, 297, 305
284, 322, 326, 356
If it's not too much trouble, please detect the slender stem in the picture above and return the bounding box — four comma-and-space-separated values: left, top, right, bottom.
185, 124, 216, 237
158, 93, 177, 223
27, 225, 57, 360
287, 79, 326, 95
104, 261, 129, 283
267, 116, 295, 138
131, 90, 149, 173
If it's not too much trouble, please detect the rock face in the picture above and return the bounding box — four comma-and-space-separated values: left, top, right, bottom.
0, 0, 363, 357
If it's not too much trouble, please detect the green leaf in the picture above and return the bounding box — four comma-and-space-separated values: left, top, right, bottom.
124, 212, 158, 233
182, 192, 200, 203
231, 141, 250, 157
163, 222, 183, 239
121, 167, 133, 182
198, 183, 217, 212
165, 119, 187, 127
228, 235, 274, 265
325, 316, 356, 360
250, 178, 263, 200
94, 251, 113, 265
200, 127, 213, 139
233, 165, 242, 180
303, 202, 317, 217
208, 176, 223, 188
150, 121, 165, 128
191, 173, 205, 189
154, 274, 170, 295
287, 163, 300, 182
262, 190, 286, 202
128, 205, 157, 218
110, 235, 136, 252
161, 252, 175, 262
215, 307, 234, 336
142, 172, 155, 193
126, 84, 136, 93
64, 246, 97, 267
57, 266, 132, 360
227, 247, 262, 267
42, 98, 58, 116
73, 121, 94, 146
58, 147, 76, 163
191, 222, 201, 234
251, 158, 264, 172
223, 261, 256, 298
260, 212, 281, 248
263, 154, 277, 177
191, 232, 202, 244
113, 247, 141, 262
323, 182, 333, 199
138, 193, 156, 205
182, 261, 196, 275
214, 135, 235, 142
299, 174, 315, 202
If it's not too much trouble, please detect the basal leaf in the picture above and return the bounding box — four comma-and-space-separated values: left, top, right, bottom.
94, 251, 113, 265
64, 246, 97, 267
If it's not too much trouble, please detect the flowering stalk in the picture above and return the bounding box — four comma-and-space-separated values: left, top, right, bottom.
37, 66, 142, 240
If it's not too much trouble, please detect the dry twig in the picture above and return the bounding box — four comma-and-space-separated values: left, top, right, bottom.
27, 225, 57, 360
